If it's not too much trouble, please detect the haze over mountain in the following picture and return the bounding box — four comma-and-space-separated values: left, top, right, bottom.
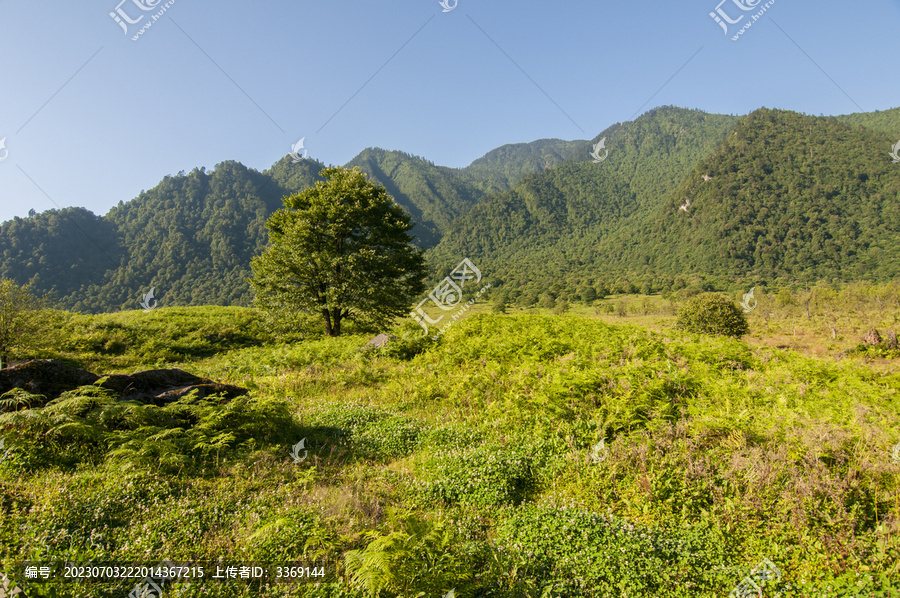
1, 105, 899, 313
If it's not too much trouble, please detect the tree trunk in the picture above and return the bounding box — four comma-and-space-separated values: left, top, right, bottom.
0, 354, 6, 369
322, 308, 342, 337
322, 309, 334, 337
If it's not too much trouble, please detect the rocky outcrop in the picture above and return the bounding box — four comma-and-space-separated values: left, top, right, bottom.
96, 369, 248, 406
0, 360, 98, 407
0, 360, 246, 409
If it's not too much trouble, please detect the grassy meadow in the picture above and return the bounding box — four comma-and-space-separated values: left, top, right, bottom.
1, 284, 899, 597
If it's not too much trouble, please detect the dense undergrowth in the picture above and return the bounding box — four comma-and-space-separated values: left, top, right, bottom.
1, 308, 899, 597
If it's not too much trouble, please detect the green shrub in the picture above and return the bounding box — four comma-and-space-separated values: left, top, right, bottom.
517, 291, 538, 307
309, 404, 427, 460
0, 387, 299, 473
353, 416, 427, 460
776, 288, 795, 307
244, 508, 336, 562
423, 444, 536, 508
675, 293, 749, 337
578, 285, 597, 303
374, 321, 432, 360
496, 505, 733, 596
552, 300, 570, 315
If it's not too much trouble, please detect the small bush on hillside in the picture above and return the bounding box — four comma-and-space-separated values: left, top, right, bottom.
423, 445, 536, 508
374, 321, 431, 360
578, 285, 597, 303
354, 416, 427, 460
676, 293, 749, 337
517, 291, 538, 307
244, 508, 337, 562
776, 288, 795, 307
496, 505, 733, 596
309, 404, 427, 460
539, 294, 556, 309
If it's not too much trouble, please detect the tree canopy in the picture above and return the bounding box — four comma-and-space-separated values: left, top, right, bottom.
250, 166, 428, 336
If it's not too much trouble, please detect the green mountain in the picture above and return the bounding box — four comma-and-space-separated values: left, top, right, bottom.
0, 207, 124, 300
835, 106, 900, 137
0, 145, 513, 311
427, 106, 740, 294
428, 107, 900, 299
643, 108, 900, 282
461, 137, 587, 194
77, 161, 294, 313
3, 105, 900, 313
345, 148, 485, 248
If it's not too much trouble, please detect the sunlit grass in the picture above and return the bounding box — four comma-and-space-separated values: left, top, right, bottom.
1, 288, 899, 597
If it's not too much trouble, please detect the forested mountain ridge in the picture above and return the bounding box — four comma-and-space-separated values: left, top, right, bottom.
1, 105, 898, 313
427, 106, 740, 292
78, 161, 297, 313
835, 106, 900, 137
642, 108, 900, 281
430, 107, 900, 301
461, 137, 587, 194
0, 141, 532, 311
345, 148, 485, 248
0, 207, 124, 300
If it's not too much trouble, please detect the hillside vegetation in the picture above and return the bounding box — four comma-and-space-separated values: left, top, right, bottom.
1, 296, 898, 597
2, 105, 900, 314
0, 137, 547, 312
430, 107, 900, 296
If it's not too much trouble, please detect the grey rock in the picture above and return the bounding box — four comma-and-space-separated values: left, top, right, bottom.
366, 333, 398, 349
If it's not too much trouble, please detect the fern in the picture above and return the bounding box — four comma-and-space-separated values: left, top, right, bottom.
345, 513, 474, 596
0, 388, 44, 412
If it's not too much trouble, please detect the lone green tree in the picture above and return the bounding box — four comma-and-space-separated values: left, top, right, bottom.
0, 279, 48, 368
250, 167, 428, 337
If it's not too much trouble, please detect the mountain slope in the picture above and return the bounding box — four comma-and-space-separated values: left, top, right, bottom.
835, 106, 900, 137
428, 106, 900, 297
461, 138, 587, 194
3, 104, 900, 313
78, 161, 293, 312
427, 106, 740, 292
0, 207, 125, 301
641, 108, 900, 282
345, 148, 485, 248
0, 144, 519, 311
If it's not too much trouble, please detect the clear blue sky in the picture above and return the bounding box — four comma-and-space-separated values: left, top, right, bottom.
1, 0, 897, 224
